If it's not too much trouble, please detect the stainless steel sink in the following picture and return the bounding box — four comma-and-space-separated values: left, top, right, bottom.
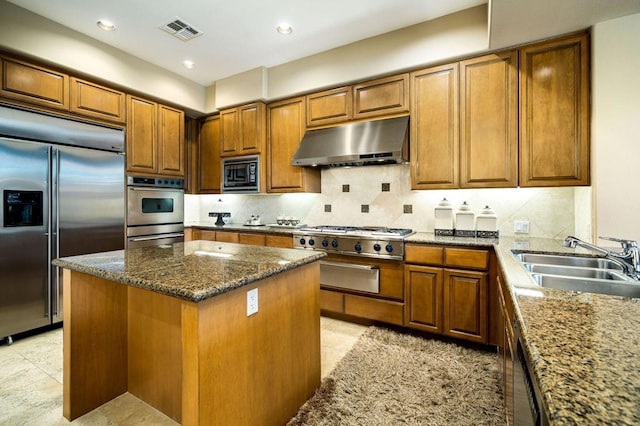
531, 274, 640, 298
513, 250, 640, 297
522, 263, 631, 281
514, 252, 624, 270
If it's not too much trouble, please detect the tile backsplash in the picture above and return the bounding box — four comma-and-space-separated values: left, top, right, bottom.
186, 164, 592, 239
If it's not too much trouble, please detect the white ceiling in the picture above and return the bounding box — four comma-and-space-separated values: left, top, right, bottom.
5, 0, 486, 86
6, 0, 640, 87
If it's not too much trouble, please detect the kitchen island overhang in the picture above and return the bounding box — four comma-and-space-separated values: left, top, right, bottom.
54, 240, 325, 424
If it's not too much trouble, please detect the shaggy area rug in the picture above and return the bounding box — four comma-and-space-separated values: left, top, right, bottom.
288, 326, 505, 426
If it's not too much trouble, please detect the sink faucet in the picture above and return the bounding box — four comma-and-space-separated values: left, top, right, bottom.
564, 236, 640, 279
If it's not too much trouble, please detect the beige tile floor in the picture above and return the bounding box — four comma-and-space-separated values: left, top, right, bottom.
0, 316, 367, 425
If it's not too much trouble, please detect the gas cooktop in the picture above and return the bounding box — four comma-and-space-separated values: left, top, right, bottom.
298, 225, 413, 237
292, 225, 414, 259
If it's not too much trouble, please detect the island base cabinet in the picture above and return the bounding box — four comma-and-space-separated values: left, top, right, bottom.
62, 263, 321, 425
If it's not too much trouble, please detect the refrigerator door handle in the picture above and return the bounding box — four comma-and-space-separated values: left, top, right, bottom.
52, 148, 60, 318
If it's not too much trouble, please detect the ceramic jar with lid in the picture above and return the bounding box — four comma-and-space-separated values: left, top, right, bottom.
477, 205, 499, 238
434, 198, 455, 236
454, 201, 476, 237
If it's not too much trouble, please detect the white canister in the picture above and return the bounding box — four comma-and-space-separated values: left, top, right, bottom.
434, 198, 455, 236
455, 201, 476, 237
477, 205, 499, 238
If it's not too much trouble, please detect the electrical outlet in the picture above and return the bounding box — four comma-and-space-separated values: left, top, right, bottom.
247, 288, 258, 316
514, 220, 530, 234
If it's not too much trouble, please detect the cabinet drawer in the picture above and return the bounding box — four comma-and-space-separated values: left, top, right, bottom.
215, 231, 239, 243
238, 233, 265, 246
194, 229, 216, 241
404, 244, 444, 265
444, 248, 489, 270
344, 294, 404, 326
265, 234, 293, 248
320, 289, 344, 313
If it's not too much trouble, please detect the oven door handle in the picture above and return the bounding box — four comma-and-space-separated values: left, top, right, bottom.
129, 232, 184, 242
320, 260, 379, 271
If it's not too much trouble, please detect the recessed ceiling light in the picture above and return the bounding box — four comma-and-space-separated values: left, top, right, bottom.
96, 19, 116, 32
183, 60, 195, 69
276, 23, 293, 35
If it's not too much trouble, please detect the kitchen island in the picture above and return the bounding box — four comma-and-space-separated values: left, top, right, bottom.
53, 240, 325, 425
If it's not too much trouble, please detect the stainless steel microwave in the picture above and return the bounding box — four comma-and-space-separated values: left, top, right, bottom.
222, 155, 260, 193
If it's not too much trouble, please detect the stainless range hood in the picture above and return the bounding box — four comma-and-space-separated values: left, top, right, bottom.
291, 116, 409, 167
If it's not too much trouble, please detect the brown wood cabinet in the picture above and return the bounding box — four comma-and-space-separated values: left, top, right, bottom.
0, 55, 69, 112
306, 74, 409, 128
126, 95, 184, 177
353, 74, 409, 120
519, 32, 590, 187
220, 102, 266, 157
443, 268, 487, 342
197, 115, 221, 193
411, 51, 518, 190
404, 244, 490, 344
267, 97, 320, 193
404, 264, 443, 333
305, 86, 351, 127
70, 77, 125, 123
460, 51, 518, 188
265, 234, 294, 248
410, 63, 459, 189
191, 228, 293, 249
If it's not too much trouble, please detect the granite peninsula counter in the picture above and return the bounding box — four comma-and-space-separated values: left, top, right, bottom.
54, 240, 326, 425
406, 233, 640, 425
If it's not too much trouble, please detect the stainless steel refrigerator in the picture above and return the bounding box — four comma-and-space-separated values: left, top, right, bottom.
0, 105, 125, 343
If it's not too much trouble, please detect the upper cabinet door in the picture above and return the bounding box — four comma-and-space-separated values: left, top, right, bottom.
70, 77, 125, 123
519, 32, 590, 187
239, 102, 265, 153
220, 108, 240, 156
219, 102, 266, 157
158, 104, 184, 177
353, 74, 409, 120
198, 115, 221, 193
267, 97, 320, 193
460, 51, 518, 188
0, 56, 69, 111
410, 63, 459, 190
126, 95, 158, 174
306, 86, 352, 127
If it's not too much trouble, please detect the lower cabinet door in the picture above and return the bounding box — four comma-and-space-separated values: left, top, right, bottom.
404, 264, 443, 333
443, 269, 488, 343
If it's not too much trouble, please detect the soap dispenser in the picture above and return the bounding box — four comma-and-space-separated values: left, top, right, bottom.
434, 198, 455, 236
455, 201, 476, 237
476, 205, 499, 238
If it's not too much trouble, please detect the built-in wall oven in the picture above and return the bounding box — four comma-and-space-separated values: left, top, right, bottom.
126, 176, 184, 248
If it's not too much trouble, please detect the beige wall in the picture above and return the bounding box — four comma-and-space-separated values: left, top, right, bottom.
0, 1, 206, 114
214, 5, 488, 108
592, 13, 640, 243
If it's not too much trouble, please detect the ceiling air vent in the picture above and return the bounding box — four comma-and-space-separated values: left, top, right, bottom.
160, 17, 203, 41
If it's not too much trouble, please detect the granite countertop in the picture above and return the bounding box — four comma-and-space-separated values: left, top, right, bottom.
53, 240, 325, 303
407, 232, 640, 424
